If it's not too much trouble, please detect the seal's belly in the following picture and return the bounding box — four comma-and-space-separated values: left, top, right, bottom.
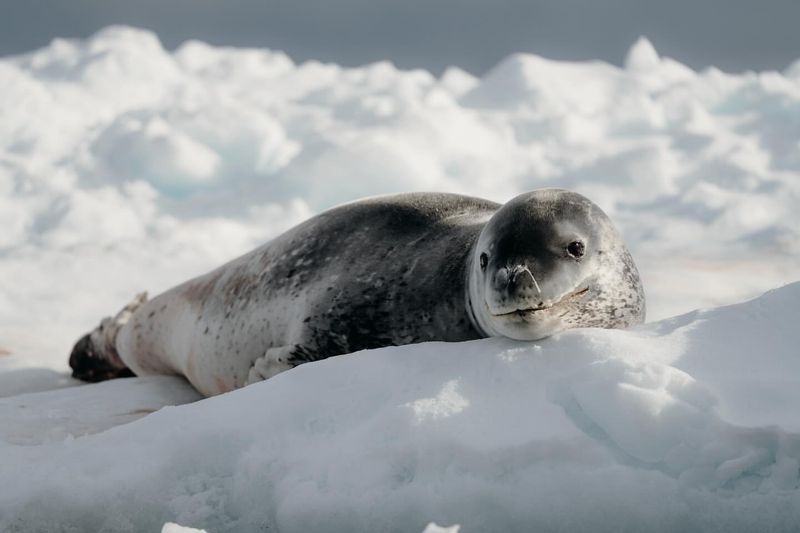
185, 291, 308, 394
117, 263, 308, 395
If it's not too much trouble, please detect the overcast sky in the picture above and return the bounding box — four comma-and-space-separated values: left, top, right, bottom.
2, 0, 799, 75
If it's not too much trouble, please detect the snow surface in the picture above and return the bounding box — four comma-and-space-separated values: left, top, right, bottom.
2, 283, 800, 532
2, 26, 800, 532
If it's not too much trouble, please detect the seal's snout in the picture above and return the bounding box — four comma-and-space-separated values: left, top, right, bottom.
493, 264, 542, 303
69, 333, 134, 383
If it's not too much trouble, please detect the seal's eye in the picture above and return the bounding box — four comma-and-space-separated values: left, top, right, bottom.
479, 253, 488, 270
567, 241, 585, 258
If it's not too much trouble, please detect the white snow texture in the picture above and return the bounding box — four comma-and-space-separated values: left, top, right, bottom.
3, 283, 800, 532
1, 27, 800, 532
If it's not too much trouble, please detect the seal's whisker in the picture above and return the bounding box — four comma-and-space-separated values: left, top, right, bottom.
530, 271, 542, 294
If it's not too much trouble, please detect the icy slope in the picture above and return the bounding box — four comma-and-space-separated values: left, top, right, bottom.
1, 27, 800, 368
2, 283, 799, 532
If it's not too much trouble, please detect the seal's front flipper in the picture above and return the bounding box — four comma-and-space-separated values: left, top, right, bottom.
244, 345, 311, 385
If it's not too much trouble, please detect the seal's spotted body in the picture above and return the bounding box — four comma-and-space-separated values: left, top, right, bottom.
70, 190, 645, 397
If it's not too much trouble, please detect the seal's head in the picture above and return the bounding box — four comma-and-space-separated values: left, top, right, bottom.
467, 189, 645, 341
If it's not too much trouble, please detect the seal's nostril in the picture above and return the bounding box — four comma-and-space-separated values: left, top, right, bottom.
493, 267, 510, 289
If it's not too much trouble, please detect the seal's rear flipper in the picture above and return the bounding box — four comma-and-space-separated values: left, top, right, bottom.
68, 292, 148, 383
69, 334, 135, 382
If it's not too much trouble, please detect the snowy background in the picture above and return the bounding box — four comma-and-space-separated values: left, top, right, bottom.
1, 27, 799, 532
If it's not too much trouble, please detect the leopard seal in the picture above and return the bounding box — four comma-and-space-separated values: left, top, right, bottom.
69, 189, 645, 397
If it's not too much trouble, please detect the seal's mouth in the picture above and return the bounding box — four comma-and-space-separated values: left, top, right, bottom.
491, 286, 589, 318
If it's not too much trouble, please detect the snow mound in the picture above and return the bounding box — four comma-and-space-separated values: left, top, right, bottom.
625, 37, 661, 72
2, 28, 800, 368
2, 283, 799, 532
162, 523, 207, 533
